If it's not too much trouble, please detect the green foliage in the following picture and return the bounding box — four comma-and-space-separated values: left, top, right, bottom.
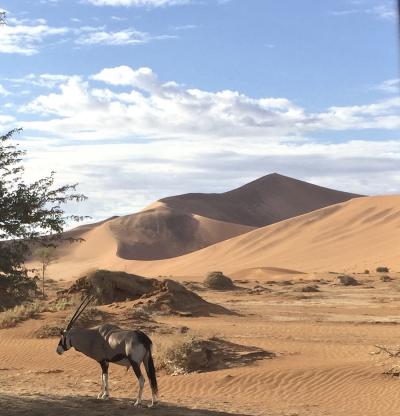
0, 129, 86, 309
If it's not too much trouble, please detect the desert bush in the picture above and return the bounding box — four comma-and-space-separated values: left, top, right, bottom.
204, 271, 234, 290
35, 324, 62, 338
380, 275, 392, 282
377, 267, 389, 273
49, 297, 75, 312
364, 269, 370, 274
156, 335, 210, 375
0, 302, 45, 329
299, 285, 320, 293
128, 306, 151, 321
334, 275, 359, 286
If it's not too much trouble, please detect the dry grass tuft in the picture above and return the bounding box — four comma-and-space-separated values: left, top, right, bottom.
0, 302, 45, 329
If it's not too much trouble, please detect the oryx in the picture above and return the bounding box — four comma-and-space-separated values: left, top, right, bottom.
56, 295, 158, 407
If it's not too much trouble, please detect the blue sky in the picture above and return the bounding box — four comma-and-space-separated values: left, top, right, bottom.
0, 0, 399, 221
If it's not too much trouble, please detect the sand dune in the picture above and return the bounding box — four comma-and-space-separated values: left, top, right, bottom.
53, 173, 359, 262
140, 195, 400, 277
48, 195, 399, 282
160, 173, 360, 227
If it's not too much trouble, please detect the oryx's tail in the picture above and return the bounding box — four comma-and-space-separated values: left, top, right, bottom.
144, 347, 158, 395
135, 330, 158, 395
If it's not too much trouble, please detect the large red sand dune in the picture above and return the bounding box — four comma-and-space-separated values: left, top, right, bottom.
55, 173, 360, 262
48, 195, 399, 281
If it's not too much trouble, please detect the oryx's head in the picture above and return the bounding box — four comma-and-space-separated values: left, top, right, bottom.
56, 294, 94, 355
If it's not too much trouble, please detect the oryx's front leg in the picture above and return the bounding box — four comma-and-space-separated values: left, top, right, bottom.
97, 360, 110, 400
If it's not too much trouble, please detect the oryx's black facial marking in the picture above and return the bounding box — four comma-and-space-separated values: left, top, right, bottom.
56, 330, 71, 355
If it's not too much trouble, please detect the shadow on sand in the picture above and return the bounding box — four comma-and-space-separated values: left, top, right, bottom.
0, 394, 250, 416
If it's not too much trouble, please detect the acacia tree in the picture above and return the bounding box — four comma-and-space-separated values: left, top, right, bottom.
35, 246, 57, 297
0, 129, 86, 308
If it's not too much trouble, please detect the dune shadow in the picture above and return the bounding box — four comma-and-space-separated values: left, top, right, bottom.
0, 394, 250, 416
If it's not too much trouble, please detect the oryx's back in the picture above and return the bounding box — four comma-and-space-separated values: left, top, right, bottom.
96, 324, 152, 366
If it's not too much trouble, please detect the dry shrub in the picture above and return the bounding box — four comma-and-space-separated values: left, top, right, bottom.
35, 324, 62, 338
127, 306, 152, 321
377, 267, 389, 273
155, 335, 274, 375
334, 275, 359, 286
204, 271, 235, 290
155, 335, 211, 375
0, 302, 45, 329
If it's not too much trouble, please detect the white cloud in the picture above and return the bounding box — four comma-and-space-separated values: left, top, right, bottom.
19, 66, 400, 142
374, 79, 400, 94
76, 28, 174, 45
0, 17, 68, 55
0, 84, 10, 96
332, 1, 396, 20
6, 67, 400, 220
86, 0, 191, 6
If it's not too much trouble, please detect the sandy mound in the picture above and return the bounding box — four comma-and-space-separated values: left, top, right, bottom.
204, 271, 235, 290
135, 279, 235, 317
61, 270, 160, 304
59, 271, 234, 317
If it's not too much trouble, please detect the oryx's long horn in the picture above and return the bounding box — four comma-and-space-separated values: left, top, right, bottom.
66, 294, 94, 330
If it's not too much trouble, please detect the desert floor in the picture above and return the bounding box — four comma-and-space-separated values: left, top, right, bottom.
2, 271, 400, 416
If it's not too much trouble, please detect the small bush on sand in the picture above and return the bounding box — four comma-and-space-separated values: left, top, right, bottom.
128, 306, 151, 321
364, 269, 370, 274
0, 302, 45, 329
35, 324, 62, 338
334, 275, 359, 286
377, 267, 389, 273
380, 275, 393, 282
156, 335, 210, 375
49, 297, 75, 312
204, 271, 234, 290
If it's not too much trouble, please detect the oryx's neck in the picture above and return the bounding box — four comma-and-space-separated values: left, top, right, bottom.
69, 327, 105, 362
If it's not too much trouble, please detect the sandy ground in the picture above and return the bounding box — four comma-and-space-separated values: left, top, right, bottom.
2, 272, 400, 416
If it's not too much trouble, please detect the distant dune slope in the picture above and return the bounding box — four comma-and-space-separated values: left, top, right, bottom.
47, 196, 400, 281
160, 173, 361, 227
55, 173, 360, 261
139, 195, 400, 276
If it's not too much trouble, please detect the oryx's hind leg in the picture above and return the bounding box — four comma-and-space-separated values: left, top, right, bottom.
97, 360, 110, 400
129, 359, 145, 407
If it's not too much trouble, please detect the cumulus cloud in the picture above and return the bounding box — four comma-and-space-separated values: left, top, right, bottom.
6, 66, 399, 220
19, 66, 400, 142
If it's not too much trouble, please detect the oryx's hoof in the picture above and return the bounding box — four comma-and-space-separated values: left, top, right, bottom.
148, 402, 158, 408
133, 399, 142, 407
98, 393, 109, 400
